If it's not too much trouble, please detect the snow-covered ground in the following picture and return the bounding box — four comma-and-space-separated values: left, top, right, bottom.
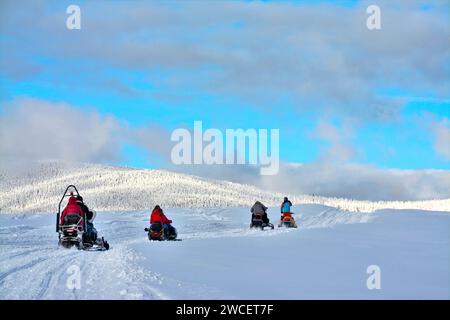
1, 205, 448, 299
1, 162, 449, 299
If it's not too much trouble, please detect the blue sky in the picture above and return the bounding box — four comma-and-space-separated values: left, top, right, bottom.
0, 0, 449, 173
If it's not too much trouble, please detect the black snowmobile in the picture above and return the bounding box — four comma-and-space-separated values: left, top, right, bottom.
250, 213, 274, 230
56, 185, 109, 251
145, 222, 178, 241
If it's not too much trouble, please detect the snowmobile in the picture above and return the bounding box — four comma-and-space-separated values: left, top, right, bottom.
144, 222, 178, 241
56, 185, 109, 251
278, 212, 298, 228
250, 213, 274, 230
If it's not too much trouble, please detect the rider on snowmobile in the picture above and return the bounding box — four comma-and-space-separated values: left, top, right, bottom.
60, 195, 84, 226
280, 196, 292, 216
251, 201, 269, 224
150, 205, 176, 239
76, 195, 98, 243
279, 196, 297, 227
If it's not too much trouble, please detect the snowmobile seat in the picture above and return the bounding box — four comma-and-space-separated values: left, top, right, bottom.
252, 213, 269, 224
150, 222, 163, 232
251, 213, 274, 230
64, 213, 82, 225
253, 213, 264, 220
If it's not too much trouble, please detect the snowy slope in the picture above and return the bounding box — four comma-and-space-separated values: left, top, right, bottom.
0, 205, 448, 299
1, 161, 449, 213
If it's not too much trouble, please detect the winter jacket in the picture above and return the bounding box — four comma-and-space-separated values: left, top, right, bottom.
251, 201, 268, 215
150, 207, 172, 225
77, 201, 95, 223
61, 196, 84, 225
281, 200, 292, 213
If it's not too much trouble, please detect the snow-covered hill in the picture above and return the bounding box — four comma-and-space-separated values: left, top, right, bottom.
1, 161, 449, 213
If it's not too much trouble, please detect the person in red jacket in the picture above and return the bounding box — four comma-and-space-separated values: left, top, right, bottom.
60, 195, 84, 226
150, 205, 176, 239
151, 205, 172, 225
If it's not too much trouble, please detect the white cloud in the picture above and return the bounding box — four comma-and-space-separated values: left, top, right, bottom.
0, 0, 448, 121
0, 97, 173, 171
174, 162, 450, 201
0, 98, 122, 163
433, 118, 450, 160
311, 119, 356, 162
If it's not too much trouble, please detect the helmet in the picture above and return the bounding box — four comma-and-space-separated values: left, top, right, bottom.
284, 196, 288, 201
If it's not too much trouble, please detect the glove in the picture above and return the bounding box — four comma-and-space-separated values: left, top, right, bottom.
168, 220, 172, 224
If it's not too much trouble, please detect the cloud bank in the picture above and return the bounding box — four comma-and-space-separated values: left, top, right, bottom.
0, 98, 122, 163
0, 97, 448, 201
174, 162, 450, 201
0, 98, 172, 170
1, 0, 449, 122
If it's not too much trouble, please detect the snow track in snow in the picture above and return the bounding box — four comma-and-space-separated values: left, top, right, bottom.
0, 205, 357, 299
1, 205, 448, 299
0, 213, 173, 299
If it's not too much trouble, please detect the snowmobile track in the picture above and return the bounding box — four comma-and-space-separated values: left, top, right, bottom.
0, 257, 48, 283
